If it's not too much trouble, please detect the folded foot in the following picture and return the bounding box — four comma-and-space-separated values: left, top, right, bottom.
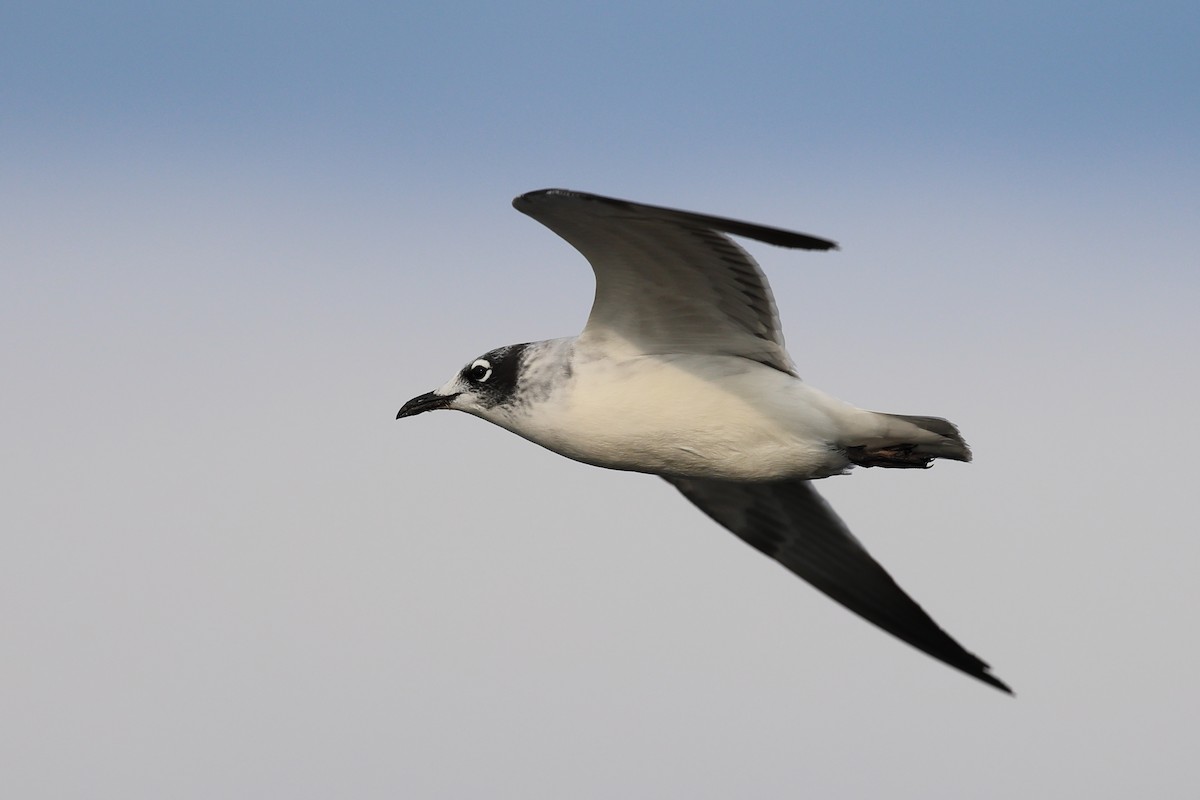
845, 444, 934, 469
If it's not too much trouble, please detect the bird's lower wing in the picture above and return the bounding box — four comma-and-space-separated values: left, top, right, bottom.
664, 476, 1010, 693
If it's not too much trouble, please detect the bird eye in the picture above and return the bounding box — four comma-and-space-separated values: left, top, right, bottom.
467, 359, 493, 382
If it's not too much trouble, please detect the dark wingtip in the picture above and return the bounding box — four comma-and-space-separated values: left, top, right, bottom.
513, 188, 839, 251
513, 188, 576, 209
975, 668, 1014, 695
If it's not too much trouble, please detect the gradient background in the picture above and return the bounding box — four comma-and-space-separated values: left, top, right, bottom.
3, 2, 1198, 797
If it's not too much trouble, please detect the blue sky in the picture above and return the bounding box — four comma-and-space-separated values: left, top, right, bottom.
3, 3, 1198, 798
6, 2, 1196, 170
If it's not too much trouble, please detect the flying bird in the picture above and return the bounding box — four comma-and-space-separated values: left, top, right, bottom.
397, 189, 1010, 693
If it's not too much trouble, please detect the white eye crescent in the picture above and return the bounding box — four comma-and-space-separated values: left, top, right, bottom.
467, 359, 493, 383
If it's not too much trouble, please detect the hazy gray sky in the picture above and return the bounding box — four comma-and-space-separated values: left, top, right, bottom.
3, 3, 1198, 797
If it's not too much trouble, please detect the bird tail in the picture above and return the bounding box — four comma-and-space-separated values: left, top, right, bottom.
845, 413, 972, 469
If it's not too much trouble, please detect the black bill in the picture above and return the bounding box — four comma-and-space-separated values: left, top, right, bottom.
396, 391, 457, 419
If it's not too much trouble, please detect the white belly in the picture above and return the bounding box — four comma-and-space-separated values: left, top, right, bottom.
506, 354, 858, 481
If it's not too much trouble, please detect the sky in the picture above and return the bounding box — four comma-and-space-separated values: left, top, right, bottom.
2, 2, 1198, 797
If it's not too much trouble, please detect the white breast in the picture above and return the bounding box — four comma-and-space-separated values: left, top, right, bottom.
505, 352, 860, 481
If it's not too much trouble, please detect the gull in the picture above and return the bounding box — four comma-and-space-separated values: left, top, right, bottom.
397, 189, 1010, 693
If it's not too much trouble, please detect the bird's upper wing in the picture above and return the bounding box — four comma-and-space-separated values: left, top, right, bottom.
512, 189, 837, 375
664, 475, 1011, 693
